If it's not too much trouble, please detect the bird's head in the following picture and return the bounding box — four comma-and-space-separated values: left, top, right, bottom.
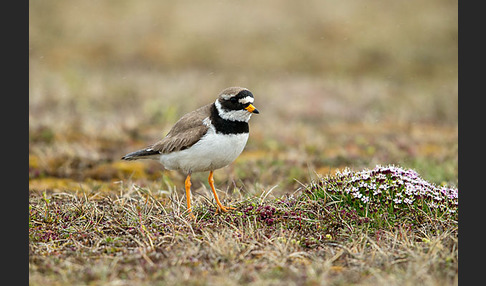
215, 87, 259, 122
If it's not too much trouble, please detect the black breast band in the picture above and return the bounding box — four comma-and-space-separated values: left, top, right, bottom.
210, 104, 249, 135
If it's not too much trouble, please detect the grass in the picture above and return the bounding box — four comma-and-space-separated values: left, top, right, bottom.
29, 165, 457, 285
29, 0, 457, 284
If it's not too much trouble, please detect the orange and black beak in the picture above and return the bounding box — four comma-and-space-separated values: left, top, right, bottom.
245, 104, 260, 114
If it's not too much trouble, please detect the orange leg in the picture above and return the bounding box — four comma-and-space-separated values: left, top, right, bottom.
208, 171, 235, 213
185, 174, 196, 219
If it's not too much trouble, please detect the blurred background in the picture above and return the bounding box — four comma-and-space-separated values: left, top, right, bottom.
29, 0, 458, 195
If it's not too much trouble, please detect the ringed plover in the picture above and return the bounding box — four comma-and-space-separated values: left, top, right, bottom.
122, 87, 259, 218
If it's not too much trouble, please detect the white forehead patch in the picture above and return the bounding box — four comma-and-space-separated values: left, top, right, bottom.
221, 93, 233, 100
238, 96, 254, 104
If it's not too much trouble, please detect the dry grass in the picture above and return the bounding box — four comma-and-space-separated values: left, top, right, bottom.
30, 167, 457, 285
29, 0, 457, 285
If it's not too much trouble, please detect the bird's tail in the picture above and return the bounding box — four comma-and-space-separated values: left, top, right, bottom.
121, 148, 160, 161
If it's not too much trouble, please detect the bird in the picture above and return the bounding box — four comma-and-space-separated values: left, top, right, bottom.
121, 87, 259, 218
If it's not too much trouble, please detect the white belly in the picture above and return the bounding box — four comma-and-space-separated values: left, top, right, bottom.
159, 132, 249, 173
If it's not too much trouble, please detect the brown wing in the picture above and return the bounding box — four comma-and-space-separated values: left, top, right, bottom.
149, 104, 212, 154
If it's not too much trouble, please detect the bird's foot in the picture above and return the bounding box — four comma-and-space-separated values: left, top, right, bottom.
216, 205, 236, 214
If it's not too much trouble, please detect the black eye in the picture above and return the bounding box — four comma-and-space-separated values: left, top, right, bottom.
230, 97, 238, 103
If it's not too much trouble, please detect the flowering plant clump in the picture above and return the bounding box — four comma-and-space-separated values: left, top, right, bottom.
307, 165, 458, 227
195, 165, 456, 244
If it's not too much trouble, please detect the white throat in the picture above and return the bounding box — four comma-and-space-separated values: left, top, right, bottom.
215, 100, 252, 122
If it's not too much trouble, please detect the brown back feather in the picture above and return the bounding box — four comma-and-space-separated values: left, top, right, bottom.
149, 104, 211, 154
